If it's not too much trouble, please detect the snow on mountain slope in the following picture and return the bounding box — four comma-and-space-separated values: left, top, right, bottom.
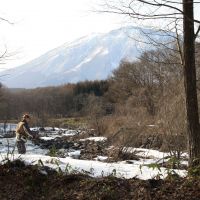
0, 26, 172, 88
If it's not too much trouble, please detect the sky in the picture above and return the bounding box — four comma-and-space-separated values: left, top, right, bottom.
0, 0, 123, 70
0, 0, 200, 71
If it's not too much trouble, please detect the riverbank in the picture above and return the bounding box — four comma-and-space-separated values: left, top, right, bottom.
0, 159, 199, 200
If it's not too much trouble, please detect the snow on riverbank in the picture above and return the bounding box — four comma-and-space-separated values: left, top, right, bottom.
124, 147, 170, 159
0, 153, 187, 180
0, 125, 188, 180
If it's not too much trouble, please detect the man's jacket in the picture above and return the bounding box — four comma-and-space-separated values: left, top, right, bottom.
15, 120, 32, 142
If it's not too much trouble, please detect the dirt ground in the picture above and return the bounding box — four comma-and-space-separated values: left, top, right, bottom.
0, 160, 200, 200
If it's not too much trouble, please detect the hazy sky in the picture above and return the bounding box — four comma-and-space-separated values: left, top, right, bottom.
0, 0, 123, 70
0, 0, 200, 70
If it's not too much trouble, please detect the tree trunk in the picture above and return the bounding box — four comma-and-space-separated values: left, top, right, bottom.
183, 0, 200, 167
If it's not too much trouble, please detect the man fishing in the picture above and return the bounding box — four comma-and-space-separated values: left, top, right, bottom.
15, 114, 33, 154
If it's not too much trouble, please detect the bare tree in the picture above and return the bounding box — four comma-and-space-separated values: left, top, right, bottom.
101, 0, 200, 167
183, 0, 200, 167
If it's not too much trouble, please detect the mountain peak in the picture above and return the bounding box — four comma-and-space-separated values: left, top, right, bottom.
0, 26, 168, 88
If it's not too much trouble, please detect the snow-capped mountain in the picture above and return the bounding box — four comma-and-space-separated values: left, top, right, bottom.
0, 26, 171, 88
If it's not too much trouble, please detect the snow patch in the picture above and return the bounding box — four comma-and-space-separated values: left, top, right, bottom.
124, 147, 171, 159
80, 137, 107, 142
68, 150, 81, 159
0, 154, 187, 180
63, 130, 78, 136
40, 137, 54, 141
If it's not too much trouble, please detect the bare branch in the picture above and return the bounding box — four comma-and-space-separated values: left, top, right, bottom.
136, 0, 183, 14
195, 25, 200, 40
0, 17, 13, 25
175, 20, 184, 66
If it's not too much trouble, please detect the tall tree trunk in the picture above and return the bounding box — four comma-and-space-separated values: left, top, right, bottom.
183, 0, 200, 166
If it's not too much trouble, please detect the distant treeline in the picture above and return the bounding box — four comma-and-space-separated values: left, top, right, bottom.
0, 80, 110, 120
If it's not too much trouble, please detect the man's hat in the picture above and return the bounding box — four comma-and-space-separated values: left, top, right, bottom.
23, 114, 30, 119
